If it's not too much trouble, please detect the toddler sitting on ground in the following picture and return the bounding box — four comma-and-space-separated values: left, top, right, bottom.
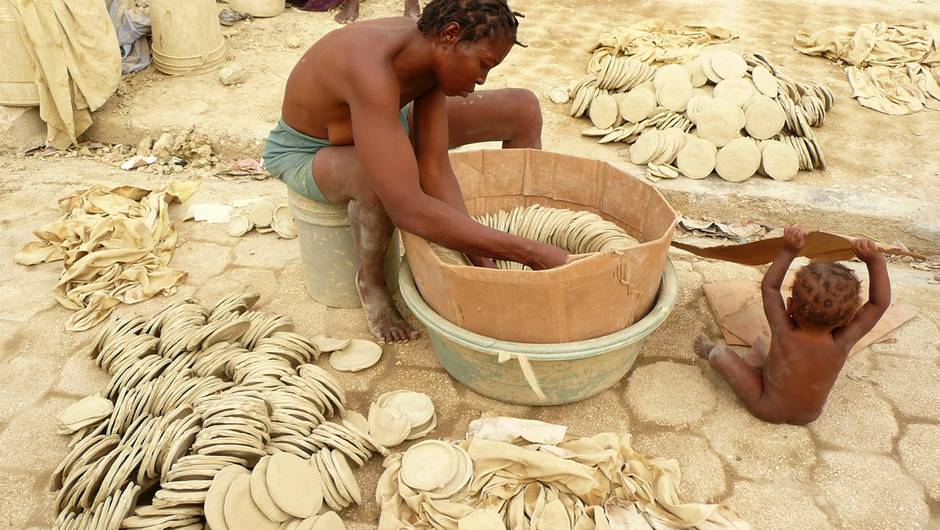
694, 226, 891, 425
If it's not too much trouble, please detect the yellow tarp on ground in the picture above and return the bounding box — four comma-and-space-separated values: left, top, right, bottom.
378, 433, 749, 529
15, 181, 198, 331
794, 22, 940, 115
9, 0, 122, 148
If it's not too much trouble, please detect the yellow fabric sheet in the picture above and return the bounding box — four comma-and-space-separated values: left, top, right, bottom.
377, 433, 749, 530
793, 22, 940, 115
589, 20, 738, 66
9, 0, 122, 149
14, 181, 197, 331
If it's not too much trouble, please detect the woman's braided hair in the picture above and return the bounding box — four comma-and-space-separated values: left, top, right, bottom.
417, 0, 526, 47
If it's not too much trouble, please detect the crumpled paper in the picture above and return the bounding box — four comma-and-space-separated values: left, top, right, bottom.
378, 429, 749, 530
14, 181, 198, 331
466, 416, 567, 446
794, 22, 940, 114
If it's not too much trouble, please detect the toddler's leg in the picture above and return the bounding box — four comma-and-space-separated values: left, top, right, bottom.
746, 336, 768, 369
694, 335, 767, 414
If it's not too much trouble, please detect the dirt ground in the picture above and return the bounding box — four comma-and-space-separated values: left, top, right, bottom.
1, 0, 939, 529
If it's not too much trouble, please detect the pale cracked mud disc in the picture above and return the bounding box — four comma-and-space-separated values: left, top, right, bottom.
694, 111, 741, 147
223, 475, 277, 530
760, 140, 800, 181
751, 65, 779, 97
744, 95, 786, 140
618, 88, 657, 123
248, 200, 276, 228
250, 456, 292, 522
227, 215, 253, 237
676, 137, 718, 179
710, 50, 747, 80
328, 339, 382, 372
588, 94, 619, 129
714, 78, 756, 107
716, 137, 761, 182
629, 129, 661, 164
549, 86, 569, 105
266, 452, 323, 518
401, 440, 459, 491
312, 511, 346, 530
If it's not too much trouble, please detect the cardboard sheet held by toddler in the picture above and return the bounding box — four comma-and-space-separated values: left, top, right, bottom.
675, 230, 919, 355
703, 278, 917, 355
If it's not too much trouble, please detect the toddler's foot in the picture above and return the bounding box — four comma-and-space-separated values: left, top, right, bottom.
694, 335, 716, 359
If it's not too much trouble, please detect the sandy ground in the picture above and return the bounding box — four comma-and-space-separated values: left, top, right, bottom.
1, 158, 939, 528
1, 0, 940, 529
77, 0, 940, 252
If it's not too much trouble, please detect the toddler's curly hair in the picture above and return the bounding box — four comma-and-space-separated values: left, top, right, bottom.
791, 261, 862, 328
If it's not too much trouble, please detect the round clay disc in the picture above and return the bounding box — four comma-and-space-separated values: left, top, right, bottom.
250, 456, 292, 522
328, 339, 382, 372
694, 112, 740, 147
311, 512, 345, 530
686, 57, 708, 88
677, 138, 718, 179
656, 76, 693, 112
59, 396, 113, 427
653, 63, 690, 90
548, 86, 569, 105
588, 94, 619, 129
266, 452, 323, 518
367, 405, 410, 447
311, 336, 350, 353
227, 215, 253, 237
223, 475, 278, 530
716, 138, 761, 182
760, 140, 800, 181
710, 51, 747, 80
618, 88, 656, 123
629, 129, 661, 164
203, 319, 251, 347
744, 96, 786, 139
401, 440, 459, 491
329, 450, 361, 505
379, 390, 435, 427
700, 53, 723, 84
430, 445, 472, 499
752, 65, 779, 97
248, 200, 276, 228
714, 78, 756, 107
707, 97, 745, 128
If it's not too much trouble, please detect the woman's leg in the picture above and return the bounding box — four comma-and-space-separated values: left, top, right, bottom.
312, 145, 418, 343
443, 88, 543, 149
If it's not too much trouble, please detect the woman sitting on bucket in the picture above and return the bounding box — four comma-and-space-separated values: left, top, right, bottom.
263, 0, 568, 343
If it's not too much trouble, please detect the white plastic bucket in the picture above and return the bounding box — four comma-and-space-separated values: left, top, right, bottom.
288, 189, 400, 308
150, 0, 226, 76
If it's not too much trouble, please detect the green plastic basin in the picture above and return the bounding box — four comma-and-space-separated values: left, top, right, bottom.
399, 258, 678, 405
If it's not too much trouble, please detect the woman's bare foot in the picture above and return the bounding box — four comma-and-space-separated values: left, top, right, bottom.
357, 269, 418, 343
403, 0, 420, 18
693, 335, 716, 359
335, 0, 359, 23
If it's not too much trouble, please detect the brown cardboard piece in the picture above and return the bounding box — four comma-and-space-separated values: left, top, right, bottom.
703, 278, 918, 355
672, 231, 923, 265
403, 149, 678, 344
